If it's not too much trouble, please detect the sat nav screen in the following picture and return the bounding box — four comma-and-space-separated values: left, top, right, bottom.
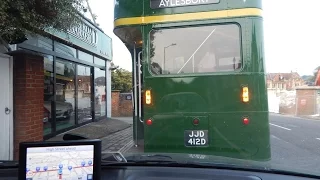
26, 145, 94, 180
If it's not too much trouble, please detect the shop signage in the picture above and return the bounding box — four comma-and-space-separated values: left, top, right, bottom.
45, 18, 112, 60
67, 23, 97, 47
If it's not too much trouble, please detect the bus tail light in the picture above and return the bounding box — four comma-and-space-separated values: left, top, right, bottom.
193, 118, 199, 125
146, 90, 152, 104
242, 86, 249, 102
243, 118, 249, 125
146, 119, 153, 126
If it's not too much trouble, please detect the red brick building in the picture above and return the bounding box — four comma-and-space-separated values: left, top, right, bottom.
0, 17, 112, 160
267, 72, 305, 91
111, 91, 133, 117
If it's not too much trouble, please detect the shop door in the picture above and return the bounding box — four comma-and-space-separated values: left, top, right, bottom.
0, 53, 13, 160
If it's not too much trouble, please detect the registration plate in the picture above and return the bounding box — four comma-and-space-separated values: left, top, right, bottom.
184, 130, 208, 147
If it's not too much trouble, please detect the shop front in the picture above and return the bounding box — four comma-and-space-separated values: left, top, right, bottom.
7, 17, 112, 157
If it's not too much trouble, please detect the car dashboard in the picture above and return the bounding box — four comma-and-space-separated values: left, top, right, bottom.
9, 139, 319, 180
0, 165, 318, 180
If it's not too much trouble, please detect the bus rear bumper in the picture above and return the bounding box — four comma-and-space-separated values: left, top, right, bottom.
144, 112, 271, 161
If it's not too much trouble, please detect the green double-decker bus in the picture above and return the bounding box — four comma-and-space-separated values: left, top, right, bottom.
114, 0, 270, 161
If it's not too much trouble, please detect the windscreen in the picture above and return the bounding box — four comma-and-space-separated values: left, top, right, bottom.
26, 145, 94, 180
4, 0, 320, 178
149, 24, 241, 75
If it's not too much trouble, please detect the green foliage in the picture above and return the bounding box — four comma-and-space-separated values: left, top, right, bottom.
111, 68, 132, 93
0, 0, 84, 43
149, 30, 161, 59
149, 31, 156, 59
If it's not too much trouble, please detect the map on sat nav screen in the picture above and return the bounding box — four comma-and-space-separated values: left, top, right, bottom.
26, 145, 94, 180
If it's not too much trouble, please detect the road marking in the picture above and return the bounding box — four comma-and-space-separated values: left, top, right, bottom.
269, 123, 291, 131
316, 138, 320, 141
271, 135, 281, 140
271, 135, 289, 143
287, 125, 299, 128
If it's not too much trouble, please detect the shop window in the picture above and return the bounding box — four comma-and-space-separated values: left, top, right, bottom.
94, 68, 106, 119
24, 35, 53, 51
55, 42, 77, 58
79, 51, 93, 63
56, 59, 76, 131
94, 56, 106, 66
77, 65, 93, 123
43, 55, 54, 135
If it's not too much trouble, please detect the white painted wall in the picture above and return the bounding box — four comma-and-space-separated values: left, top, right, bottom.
268, 89, 298, 114
106, 61, 112, 118
268, 89, 280, 113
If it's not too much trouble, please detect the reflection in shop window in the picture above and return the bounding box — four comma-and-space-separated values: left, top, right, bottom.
56, 59, 76, 131
24, 35, 53, 51
94, 57, 106, 66
55, 42, 77, 58
79, 51, 94, 63
43, 55, 54, 135
77, 65, 93, 123
95, 68, 106, 119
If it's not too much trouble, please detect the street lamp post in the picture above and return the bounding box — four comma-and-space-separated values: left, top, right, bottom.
163, 43, 177, 72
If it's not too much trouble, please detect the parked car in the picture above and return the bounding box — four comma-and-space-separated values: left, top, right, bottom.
43, 101, 73, 123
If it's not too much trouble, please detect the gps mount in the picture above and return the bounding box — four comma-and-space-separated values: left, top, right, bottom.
63, 133, 88, 141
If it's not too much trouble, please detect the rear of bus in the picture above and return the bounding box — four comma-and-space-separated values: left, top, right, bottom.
143, 9, 270, 160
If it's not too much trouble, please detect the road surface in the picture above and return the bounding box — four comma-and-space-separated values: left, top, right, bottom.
125, 114, 320, 173
269, 113, 320, 173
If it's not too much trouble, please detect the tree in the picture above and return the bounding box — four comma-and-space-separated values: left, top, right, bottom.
0, 0, 84, 44
111, 68, 132, 93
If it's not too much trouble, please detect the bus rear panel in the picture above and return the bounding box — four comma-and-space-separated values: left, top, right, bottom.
143, 18, 270, 161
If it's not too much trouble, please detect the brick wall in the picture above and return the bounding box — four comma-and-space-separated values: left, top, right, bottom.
13, 53, 44, 160
296, 89, 317, 116
111, 90, 120, 117
119, 93, 133, 116
111, 91, 133, 117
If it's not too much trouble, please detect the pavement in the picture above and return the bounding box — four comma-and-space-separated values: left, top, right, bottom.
112, 117, 133, 125
101, 126, 133, 153
47, 117, 133, 153
276, 113, 320, 120
299, 114, 320, 120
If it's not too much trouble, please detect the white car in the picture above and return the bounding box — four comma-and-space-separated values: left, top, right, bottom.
43, 101, 73, 123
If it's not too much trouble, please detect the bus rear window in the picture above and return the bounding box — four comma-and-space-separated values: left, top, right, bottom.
149, 24, 241, 75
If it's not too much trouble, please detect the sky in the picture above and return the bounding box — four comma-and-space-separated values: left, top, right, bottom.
88, 0, 320, 75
